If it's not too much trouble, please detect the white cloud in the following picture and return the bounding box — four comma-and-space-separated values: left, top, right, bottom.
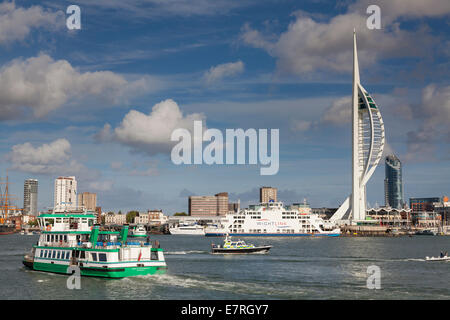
203, 61, 244, 84
0, 2, 64, 45
241, 0, 447, 76
291, 119, 311, 132
88, 180, 115, 192
8, 138, 84, 174
102, 99, 205, 155
321, 96, 351, 125
404, 84, 450, 161
0, 54, 152, 119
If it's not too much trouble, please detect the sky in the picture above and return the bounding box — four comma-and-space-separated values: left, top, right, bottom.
0, 0, 449, 214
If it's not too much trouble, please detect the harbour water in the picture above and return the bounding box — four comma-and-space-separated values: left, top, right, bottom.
1, 234, 450, 299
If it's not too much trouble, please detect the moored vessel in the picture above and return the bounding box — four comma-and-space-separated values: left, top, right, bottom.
169, 222, 205, 235
205, 201, 340, 237
130, 224, 147, 238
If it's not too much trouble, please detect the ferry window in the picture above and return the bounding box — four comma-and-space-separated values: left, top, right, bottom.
51, 235, 54, 242
88, 219, 93, 227
56, 218, 62, 223
151, 251, 158, 260
66, 252, 70, 259
64, 235, 67, 242
63, 218, 69, 223
80, 251, 86, 259
52, 250, 56, 259
98, 253, 107, 262
57, 251, 61, 259
91, 253, 97, 261
39, 250, 43, 258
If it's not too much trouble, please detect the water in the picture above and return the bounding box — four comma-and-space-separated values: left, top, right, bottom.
1, 234, 450, 299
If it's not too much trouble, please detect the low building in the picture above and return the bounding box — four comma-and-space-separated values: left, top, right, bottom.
104, 212, 126, 225
367, 207, 412, 227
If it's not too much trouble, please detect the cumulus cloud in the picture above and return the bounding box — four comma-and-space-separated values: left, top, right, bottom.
290, 119, 311, 132
0, 54, 152, 120
203, 61, 244, 84
404, 84, 450, 161
240, 0, 448, 76
8, 138, 83, 174
0, 2, 64, 45
321, 96, 351, 125
99, 99, 205, 155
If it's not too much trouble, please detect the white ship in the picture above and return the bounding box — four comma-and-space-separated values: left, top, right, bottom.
169, 222, 205, 235
204, 201, 340, 237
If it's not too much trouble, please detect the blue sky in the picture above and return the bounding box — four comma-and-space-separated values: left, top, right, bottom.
0, 0, 449, 214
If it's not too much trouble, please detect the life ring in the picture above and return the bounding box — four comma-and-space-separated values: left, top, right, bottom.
46, 225, 51, 231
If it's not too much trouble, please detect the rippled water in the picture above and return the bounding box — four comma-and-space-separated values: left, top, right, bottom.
1, 233, 450, 299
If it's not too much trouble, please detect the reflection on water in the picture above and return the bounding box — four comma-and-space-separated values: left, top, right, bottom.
1, 234, 450, 299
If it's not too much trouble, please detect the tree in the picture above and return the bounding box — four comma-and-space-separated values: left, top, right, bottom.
126, 211, 139, 223
174, 212, 188, 216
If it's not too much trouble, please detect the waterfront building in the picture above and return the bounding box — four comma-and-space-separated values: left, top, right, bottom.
228, 201, 240, 213
23, 179, 38, 216
434, 196, 450, 224
260, 187, 277, 203
410, 197, 440, 212
189, 192, 229, 216
104, 212, 127, 225
77, 192, 97, 212
95, 206, 102, 224
54, 176, 77, 212
367, 207, 411, 228
384, 155, 403, 209
331, 31, 385, 223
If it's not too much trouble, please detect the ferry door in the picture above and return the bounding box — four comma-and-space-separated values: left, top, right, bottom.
71, 250, 77, 265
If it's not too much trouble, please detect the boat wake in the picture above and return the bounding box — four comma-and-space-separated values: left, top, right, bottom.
165, 250, 208, 255
113, 273, 306, 299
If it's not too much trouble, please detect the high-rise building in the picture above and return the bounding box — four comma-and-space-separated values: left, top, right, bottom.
260, 187, 277, 203
54, 176, 77, 212
23, 179, 38, 215
189, 192, 229, 216
384, 155, 403, 209
78, 192, 97, 211
330, 31, 385, 223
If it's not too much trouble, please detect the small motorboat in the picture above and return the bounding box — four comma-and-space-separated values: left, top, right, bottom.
211, 234, 272, 254
426, 252, 450, 261
415, 229, 437, 236
130, 224, 147, 238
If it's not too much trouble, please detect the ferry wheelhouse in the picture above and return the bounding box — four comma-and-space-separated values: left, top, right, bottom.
23, 212, 166, 278
205, 201, 340, 237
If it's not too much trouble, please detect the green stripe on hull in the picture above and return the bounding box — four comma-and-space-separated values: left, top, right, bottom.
29, 262, 166, 278
80, 266, 167, 278
33, 261, 69, 274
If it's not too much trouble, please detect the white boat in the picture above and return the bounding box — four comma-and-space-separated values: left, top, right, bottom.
205, 201, 340, 237
169, 223, 205, 235
426, 253, 450, 261
130, 224, 147, 238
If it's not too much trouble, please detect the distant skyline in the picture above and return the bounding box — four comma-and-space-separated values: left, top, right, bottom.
0, 0, 449, 214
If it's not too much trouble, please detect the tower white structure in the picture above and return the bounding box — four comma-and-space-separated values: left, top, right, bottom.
330, 31, 385, 223
54, 176, 77, 212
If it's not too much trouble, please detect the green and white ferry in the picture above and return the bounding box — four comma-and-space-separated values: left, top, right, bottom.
23, 211, 167, 278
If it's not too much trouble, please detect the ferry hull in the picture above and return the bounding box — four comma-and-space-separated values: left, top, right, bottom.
205, 233, 340, 237
24, 260, 167, 278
